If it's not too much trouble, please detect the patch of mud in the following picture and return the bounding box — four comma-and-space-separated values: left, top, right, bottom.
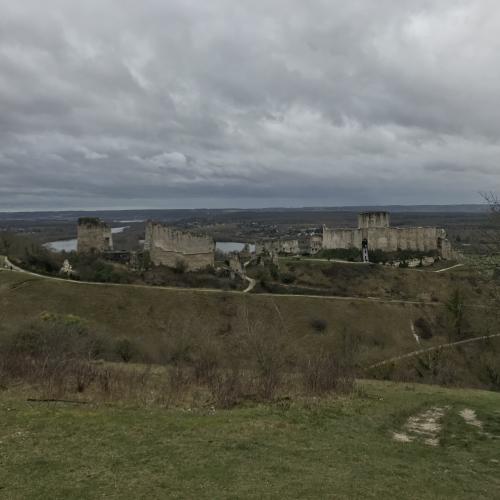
393, 406, 450, 446
459, 408, 483, 429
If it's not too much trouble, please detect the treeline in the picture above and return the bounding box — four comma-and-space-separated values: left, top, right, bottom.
0, 232, 62, 273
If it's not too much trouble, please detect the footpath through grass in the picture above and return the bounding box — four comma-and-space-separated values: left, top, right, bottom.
0, 380, 499, 499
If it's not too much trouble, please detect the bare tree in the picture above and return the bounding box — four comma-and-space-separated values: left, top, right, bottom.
479, 191, 500, 257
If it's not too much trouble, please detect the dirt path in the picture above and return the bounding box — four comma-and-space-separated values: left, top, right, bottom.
367, 333, 500, 371
435, 263, 464, 273
243, 276, 256, 293
0, 261, 444, 306
0, 258, 489, 309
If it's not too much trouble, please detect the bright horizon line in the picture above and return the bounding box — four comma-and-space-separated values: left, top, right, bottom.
0, 202, 487, 214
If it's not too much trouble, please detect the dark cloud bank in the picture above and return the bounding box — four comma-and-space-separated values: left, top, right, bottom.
0, 0, 499, 210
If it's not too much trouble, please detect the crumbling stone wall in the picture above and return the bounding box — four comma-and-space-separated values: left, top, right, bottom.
299, 234, 323, 255
322, 212, 453, 258
144, 221, 214, 271
227, 252, 245, 279
322, 227, 361, 249
255, 238, 299, 255
77, 218, 113, 254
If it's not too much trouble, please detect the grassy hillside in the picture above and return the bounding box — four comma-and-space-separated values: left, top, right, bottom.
253, 258, 495, 304
1, 269, 496, 369
0, 380, 498, 499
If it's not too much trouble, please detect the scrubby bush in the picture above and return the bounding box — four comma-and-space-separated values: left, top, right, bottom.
414, 317, 433, 340
114, 338, 138, 363
446, 289, 466, 341
208, 367, 245, 408
71, 254, 132, 283
316, 248, 361, 261
369, 249, 389, 264
23, 246, 62, 273
254, 267, 272, 291
191, 339, 221, 383
270, 264, 280, 280
2, 313, 111, 361
310, 318, 328, 333
174, 259, 188, 274
280, 272, 296, 284
245, 328, 288, 401
301, 352, 347, 394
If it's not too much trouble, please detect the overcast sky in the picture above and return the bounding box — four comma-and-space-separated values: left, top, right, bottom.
1, 0, 499, 210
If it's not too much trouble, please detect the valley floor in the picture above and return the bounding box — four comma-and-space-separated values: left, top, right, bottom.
0, 380, 499, 499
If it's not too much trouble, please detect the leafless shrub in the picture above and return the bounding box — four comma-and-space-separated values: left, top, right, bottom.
300, 351, 355, 395
301, 352, 340, 394
191, 339, 221, 384
246, 330, 287, 401
166, 364, 192, 403
208, 367, 245, 408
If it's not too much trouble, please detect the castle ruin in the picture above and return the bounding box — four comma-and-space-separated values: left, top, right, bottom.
144, 221, 215, 271
77, 218, 113, 254
322, 211, 453, 259
255, 238, 299, 255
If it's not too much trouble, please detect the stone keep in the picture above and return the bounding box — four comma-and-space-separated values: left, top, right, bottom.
144, 221, 215, 271
322, 211, 453, 258
358, 211, 390, 229
77, 218, 113, 253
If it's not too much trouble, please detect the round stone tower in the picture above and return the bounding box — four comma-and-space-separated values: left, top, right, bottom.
358, 211, 390, 229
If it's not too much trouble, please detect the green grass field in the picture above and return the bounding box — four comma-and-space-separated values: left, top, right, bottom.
0, 267, 499, 498
0, 380, 498, 499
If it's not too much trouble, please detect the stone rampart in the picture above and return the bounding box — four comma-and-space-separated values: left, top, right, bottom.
255, 239, 299, 255
299, 234, 323, 255
323, 224, 452, 257
145, 221, 215, 271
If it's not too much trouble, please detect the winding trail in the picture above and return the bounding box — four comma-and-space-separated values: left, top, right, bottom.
366, 333, 500, 371
435, 263, 464, 273
0, 258, 490, 309
283, 257, 465, 273
242, 276, 256, 293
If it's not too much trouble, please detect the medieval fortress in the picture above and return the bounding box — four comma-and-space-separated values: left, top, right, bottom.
76, 211, 452, 270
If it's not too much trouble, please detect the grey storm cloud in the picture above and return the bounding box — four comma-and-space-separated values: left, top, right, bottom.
1, 0, 500, 210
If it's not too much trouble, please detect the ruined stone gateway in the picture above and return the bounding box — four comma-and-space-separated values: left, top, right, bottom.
77, 217, 113, 254
144, 221, 215, 271
322, 211, 453, 259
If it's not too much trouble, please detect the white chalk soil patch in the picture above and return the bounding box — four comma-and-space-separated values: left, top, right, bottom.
393, 406, 450, 446
410, 322, 420, 345
459, 408, 483, 429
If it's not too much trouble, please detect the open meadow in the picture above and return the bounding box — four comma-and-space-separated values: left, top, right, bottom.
0, 380, 499, 499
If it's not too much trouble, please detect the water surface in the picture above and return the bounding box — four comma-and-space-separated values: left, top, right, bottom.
45, 226, 128, 252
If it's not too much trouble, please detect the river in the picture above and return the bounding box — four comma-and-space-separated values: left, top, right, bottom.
45, 231, 254, 254
44, 226, 128, 252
